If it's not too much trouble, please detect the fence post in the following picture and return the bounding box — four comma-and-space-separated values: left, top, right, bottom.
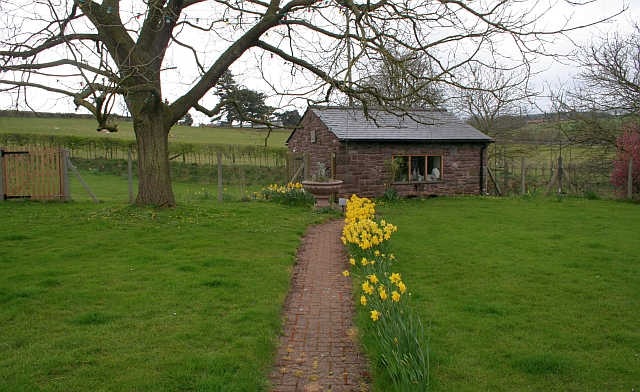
286, 156, 291, 183
558, 156, 563, 195
503, 159, 508, 197
61, 148, 71, 201
628, 156, 634, 200
521, 156, 525, 196
217, 151, 223, 202
0, 147, 4, 202
128, 150, 134, 204
303, 153, 310, 181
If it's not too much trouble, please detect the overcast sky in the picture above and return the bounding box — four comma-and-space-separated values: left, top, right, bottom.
531, 0, 638, 99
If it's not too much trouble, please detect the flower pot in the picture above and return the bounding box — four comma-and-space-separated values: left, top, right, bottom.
302, 180, 343, 208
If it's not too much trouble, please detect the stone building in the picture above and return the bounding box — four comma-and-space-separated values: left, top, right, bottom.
286, 106, 493, 199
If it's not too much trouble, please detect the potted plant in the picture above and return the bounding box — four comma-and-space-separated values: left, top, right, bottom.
302, 162, 343, 208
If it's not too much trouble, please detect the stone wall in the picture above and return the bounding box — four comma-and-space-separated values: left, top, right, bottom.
336, 141, 487, 198
287, 110, 342, 178
288, 110, 489, 199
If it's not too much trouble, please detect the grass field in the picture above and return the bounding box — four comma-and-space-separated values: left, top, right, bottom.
0, 180, 335, 391
359, 197, 640, 391
0, 116, 292, 147
2, 172, 639, 391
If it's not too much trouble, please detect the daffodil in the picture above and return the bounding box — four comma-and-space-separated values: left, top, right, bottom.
390, 273, 402, 284
368, 274, 379, 284
397, 281, 407, 294
379, 288, 388, 300
349, 258, 356, 265
342, 270, 350, 277
392, 291, 401, 302
370, 310, 381, 321
362, 281, 374, 295
360, 295, 367, 306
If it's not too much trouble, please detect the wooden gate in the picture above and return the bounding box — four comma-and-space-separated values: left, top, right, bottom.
0, 146, 69, 201
286, 153, 309, 183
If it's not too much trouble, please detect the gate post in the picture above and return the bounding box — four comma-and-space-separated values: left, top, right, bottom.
0, 147, 4, 202
61, 148, 71, 201
303, 153, 310, 181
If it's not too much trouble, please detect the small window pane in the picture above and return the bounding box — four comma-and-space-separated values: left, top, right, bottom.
393, 156, 409, 182
410, 156, 426, 181
427, 156, 442, 180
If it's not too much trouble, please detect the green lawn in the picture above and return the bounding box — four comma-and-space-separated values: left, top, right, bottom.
0, 182, 334, 391
363, 197, 640, 391
3, 173, 639, 391
0, 116, 292, 147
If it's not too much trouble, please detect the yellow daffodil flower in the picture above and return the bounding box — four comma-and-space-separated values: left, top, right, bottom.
342, 270, 350, 277
392, 291, 401, 302
390, 273, 402, 284
368, 274, 379, 284
370, 310, 381, 321
360, 295, 367, 306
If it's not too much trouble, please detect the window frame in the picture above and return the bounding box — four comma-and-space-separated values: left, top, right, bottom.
391, 154, 443, 183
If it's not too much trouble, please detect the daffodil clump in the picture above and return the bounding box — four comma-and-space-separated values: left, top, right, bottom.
342, 194, 397, 256
251, 182, 314, 206
342, 195, 429, 392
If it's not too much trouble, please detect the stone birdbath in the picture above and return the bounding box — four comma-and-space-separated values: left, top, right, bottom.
302, 180, 343, 208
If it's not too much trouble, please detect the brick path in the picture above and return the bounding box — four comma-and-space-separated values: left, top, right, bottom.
269, 219, 370, 392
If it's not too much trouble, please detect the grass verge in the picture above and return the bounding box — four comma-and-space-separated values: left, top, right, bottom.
358, 196, 639, 391
0, 189, 332, 391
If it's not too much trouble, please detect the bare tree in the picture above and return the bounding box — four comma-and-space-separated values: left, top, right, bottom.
0, 0, 623, 206
549, 25, 640, 150
449, 62, 537, 140
356, 47, 444, 109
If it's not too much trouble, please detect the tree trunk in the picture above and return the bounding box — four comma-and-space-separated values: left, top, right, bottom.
133, 110, 176, 207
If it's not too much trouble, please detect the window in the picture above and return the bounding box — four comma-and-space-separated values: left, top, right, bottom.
392, 155, 442, 182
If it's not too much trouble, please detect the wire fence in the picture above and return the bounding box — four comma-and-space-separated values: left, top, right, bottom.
487, 140, 615, 198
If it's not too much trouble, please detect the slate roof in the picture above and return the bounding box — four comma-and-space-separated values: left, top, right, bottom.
303, 106, 493, 142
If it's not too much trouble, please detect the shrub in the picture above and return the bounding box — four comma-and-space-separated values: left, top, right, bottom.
611, 121, 640, 198
251, 182, 315, 207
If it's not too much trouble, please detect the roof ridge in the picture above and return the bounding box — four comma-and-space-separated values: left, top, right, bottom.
309, 105, 445, 113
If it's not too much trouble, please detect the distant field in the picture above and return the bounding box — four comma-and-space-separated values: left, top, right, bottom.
0, 116, 292, 147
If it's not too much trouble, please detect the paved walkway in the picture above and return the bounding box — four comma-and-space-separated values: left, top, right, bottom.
269, 219, 370, 392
